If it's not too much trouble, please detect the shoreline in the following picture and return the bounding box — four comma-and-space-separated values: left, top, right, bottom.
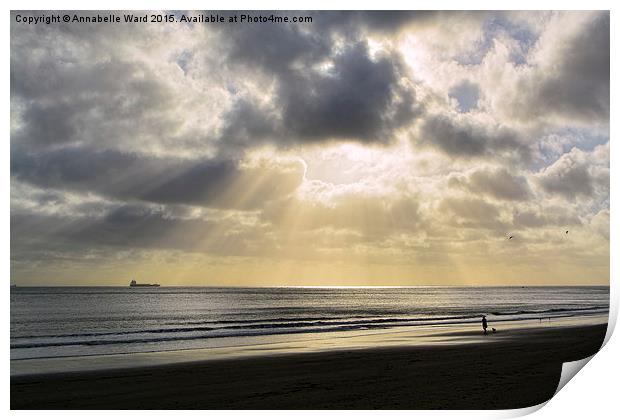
11, 322, 608, 409
11, 314, 607, 376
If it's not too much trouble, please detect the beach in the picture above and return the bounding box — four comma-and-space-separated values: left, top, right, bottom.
11, 323, 607, 409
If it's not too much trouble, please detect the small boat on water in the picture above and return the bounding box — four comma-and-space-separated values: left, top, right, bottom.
129, 279, 160, 288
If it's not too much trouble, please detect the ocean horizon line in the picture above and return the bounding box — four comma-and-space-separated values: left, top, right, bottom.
10, 284, 610, 288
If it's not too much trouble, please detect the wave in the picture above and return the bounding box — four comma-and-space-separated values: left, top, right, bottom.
11, 306, 609, 350
12, 306, 608, 341
11, 314, 477, 340
490, 305, 609, 316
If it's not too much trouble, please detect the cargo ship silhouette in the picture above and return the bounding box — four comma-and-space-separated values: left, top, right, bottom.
129, 279, 160, 287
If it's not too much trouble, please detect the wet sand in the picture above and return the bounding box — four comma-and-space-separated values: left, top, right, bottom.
11, 323, 607, 409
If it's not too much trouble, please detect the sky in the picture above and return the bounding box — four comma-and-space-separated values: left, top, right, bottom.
10, 11, 609, 286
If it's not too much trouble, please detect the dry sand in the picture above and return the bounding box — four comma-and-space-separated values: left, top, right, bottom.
11, 323, 607, 409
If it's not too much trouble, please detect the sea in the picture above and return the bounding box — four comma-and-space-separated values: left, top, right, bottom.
10, 286, 609, 361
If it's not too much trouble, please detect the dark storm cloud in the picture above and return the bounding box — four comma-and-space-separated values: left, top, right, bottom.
10, 204, 270, 257
515, 12, 609, 122
141, 158, 304, 208
536, 145, 609, 201
539, 165, 593, 198
223, 15, 330, 73
15, 102, 79, 146
218, 14, 423, 148
74, 205, 217, 250
312, 11, 482, 36
278, 43, 420, 143
11, 14, 202, 163
12, 148, 158, 198
11, 147, 304, 209
11, 52, 177, 149
221, 11, 434, 67
448, 168, 532, 201
418, 115, 531, 161
10, 27, 172, 107
219, 43, 420, 147
302, 11, 435, 40
217, 98, 282, 150
347, 11, 436, 33
540, 12, 609, 120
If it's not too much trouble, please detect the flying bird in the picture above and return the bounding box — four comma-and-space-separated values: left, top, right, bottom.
508, 235, 514, 240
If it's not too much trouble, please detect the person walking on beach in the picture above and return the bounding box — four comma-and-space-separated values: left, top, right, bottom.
482, 315, 488, 335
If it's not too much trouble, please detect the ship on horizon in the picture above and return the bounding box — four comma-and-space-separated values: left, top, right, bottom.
129, 279, 160, 288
